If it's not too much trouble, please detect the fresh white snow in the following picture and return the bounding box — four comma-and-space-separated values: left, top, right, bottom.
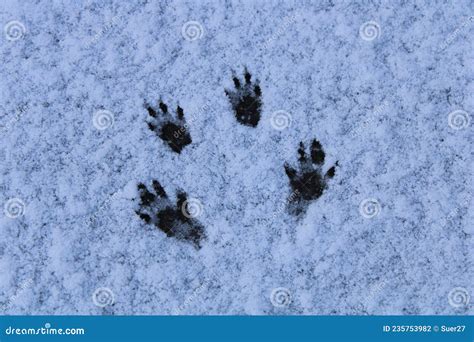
0, 0, 472, 315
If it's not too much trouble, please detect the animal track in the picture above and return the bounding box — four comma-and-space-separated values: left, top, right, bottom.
284, 139, 337, 216
137, 72, 339, 248
146, 101, 192, 153
135, 180, 206, 249
225, 69, 262, 127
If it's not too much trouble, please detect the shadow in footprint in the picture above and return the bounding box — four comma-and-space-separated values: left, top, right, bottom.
146, 101, 192, 153
225, 69, 262, 127
284, 139, 337, 216
136, 180, 206, 249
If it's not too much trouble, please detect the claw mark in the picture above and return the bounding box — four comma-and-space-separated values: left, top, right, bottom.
225, 69, 262, 127
136, 180, 206, 249
284, 139, 337, 216
146, 100, 192, 153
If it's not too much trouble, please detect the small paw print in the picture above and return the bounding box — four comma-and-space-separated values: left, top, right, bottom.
146, 101, 192, 153
225, 69, 262, 127
136, 180, 206, 249
284, 139, 337, 216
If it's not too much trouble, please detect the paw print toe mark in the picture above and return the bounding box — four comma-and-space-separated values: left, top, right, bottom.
146, 100, 192, 154
136, 180, 206, 249
285, 139, 337, 216
225, 69, 262, 127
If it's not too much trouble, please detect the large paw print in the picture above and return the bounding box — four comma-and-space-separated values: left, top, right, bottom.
225, 69, 262, 127
135, 180, 206, 249
284, 139, 337, 215
146, 101, 192, 154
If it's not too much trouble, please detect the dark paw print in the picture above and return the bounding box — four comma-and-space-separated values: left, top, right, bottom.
225, 69, 262, 127
284, 139, 337, 215
135, 180, 206, 249
146, 101, 192, 154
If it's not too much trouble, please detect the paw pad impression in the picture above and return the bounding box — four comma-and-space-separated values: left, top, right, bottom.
146, 101, 192, 153
284, 139, 337, 215
225, 69, 262, 127
135, 180, 206, 249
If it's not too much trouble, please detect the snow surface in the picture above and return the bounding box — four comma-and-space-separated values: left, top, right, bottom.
0, 0, 472, 315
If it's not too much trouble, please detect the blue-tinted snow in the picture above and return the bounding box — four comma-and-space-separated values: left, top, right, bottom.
0, 0, 472, 314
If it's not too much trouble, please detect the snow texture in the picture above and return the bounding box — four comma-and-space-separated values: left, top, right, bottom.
0, 0, 472, 315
